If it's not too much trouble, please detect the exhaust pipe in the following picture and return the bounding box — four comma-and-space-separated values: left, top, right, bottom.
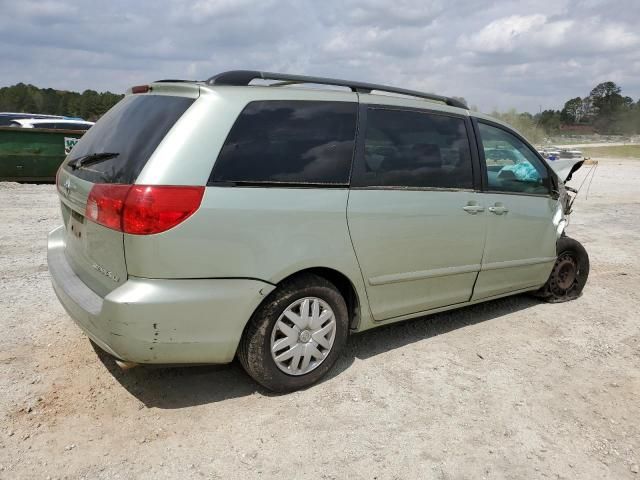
115, 359, 139, 370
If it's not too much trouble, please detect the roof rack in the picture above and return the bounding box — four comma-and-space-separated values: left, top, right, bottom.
206, 70, 468, 109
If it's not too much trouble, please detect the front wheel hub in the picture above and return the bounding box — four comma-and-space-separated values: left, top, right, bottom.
552, 253, 578, 293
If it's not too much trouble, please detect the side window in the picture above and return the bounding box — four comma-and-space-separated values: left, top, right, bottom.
354, 108, 473, 189
478, 122, 550, 195
211, 101, 357, 185
57, 123, 90, 130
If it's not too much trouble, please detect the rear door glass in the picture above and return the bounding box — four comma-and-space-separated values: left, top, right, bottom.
64, 95, 194, 184
352, 108, 474, 189
210, 100, 357, 185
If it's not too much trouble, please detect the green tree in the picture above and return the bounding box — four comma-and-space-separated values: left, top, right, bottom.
561, 97, 583, 123
589, 81, 624, 116
535, 110, 561, 134
0, 83, 123, 119
490, 108, 544, 144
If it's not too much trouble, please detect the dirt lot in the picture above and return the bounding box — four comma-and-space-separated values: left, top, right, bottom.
1, 157, 638, 479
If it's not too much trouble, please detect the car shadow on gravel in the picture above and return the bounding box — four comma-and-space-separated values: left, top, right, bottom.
95, 294, 540, 409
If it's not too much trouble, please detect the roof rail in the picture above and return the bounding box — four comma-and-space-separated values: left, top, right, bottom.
154, 79, 195, 83
206, 70, 468, 109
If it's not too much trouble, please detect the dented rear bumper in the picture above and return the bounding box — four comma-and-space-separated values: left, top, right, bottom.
47, 226, 274, 364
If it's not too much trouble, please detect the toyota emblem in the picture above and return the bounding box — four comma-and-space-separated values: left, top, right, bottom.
63, 178, 72, 197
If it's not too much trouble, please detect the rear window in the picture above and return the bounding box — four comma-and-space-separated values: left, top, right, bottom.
64, 95, 194, 184
210, 100, 357, 185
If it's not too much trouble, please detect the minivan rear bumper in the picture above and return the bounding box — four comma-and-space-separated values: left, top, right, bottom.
47, 226, 275, 364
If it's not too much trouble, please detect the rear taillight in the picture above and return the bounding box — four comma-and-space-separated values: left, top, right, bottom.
86, 184, 204, 235
122, 185, 205, 235
86, 184, 130, 231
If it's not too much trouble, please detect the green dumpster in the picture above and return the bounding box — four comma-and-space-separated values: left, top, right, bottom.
0, 127, 86, 182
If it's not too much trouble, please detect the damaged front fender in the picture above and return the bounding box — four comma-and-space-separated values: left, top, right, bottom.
549, 158, 585, 217
549, 158, 585, 184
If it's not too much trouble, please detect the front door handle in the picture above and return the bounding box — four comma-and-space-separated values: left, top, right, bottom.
488, 203, 509, 215
463, 203, 485, 214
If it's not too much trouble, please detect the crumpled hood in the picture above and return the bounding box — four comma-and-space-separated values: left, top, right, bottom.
549, 158, 585, 183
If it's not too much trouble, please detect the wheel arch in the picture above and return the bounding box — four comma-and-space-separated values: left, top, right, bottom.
258, 267, 363, 331
296, 267, 361, 330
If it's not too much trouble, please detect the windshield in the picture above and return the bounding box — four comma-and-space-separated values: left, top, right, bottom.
64, 94, 195, 184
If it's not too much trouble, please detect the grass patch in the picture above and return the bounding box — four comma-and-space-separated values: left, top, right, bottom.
581, 145, 640, 159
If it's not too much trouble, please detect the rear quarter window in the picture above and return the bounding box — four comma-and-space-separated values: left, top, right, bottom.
64, 95, 194, 184
210, 100, 358, 185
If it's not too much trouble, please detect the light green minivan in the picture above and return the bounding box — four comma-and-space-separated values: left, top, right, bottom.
48, 71, 589, 391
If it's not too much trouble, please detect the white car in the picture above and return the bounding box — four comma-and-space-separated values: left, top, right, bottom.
0, 112, 64, 127
9, 118, 94, 131
559, 149, 583, 159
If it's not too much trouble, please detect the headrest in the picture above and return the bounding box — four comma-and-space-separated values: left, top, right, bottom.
411, 143, 441, 167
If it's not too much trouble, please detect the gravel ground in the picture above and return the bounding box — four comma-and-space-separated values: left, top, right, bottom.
0, 157, 638, 479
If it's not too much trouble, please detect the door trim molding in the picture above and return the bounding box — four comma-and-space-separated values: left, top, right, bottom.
481, 256, 556, 271
370, 284, 541, 324
368, 264, 481, 286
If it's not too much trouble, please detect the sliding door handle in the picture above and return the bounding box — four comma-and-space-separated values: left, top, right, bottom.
488, 204, 509, 215
463, 204, 485, 214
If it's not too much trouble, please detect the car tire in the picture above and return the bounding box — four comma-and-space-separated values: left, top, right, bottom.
238, 273, 349, 392
534, 236, 589, 303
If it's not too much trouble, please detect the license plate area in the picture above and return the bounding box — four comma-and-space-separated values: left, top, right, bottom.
68, 210, 85, 241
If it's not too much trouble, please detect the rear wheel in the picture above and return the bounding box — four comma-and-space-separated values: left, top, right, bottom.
535, 236, 589, 303
238, 273, 349, 392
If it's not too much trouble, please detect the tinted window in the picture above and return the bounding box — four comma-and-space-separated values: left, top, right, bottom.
56, 123, 92, 130
211, 101, 357, 185
478, 122, 549, 195
0, 115, 31, 126
354, 108, 473, 189
35, 123, 56, 129
0, 114, 63, 126
64, 95, 194, 184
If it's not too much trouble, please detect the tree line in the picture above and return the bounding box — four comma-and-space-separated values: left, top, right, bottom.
491, 81, 640, 143
0, 83, 123, 121
1, 80, 639, 139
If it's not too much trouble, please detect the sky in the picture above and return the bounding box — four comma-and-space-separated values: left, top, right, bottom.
1, 0, 639, 113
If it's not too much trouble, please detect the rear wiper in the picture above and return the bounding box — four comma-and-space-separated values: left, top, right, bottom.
68, 152, 119, 170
